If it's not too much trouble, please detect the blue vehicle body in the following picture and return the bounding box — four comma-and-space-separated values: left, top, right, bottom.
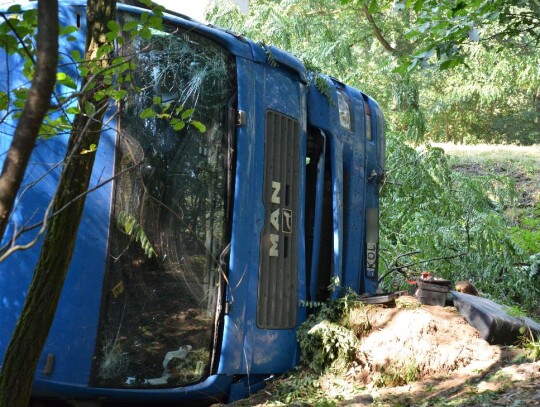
0, 1, 385, 404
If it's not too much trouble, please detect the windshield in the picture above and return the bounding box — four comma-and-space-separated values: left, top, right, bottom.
94, 14, 236, 388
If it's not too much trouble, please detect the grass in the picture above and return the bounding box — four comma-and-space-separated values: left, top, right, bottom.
433, 144, 540, 189
434, 142, 540, 255
431, 143, 540, 164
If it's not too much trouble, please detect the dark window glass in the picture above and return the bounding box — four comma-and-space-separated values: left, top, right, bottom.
363, 97, 372, 142
94, 15, 236, 388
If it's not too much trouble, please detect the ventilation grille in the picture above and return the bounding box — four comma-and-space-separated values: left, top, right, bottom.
257, 110, 300, 329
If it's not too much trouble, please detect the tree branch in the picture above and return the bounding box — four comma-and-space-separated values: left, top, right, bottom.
361, 4, 397, 55
0, 1, 58, 241
378, 252, 467, 283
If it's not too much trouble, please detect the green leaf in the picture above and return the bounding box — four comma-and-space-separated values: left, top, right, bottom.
94, 90, 106, 101
60, 25, 78, 36
0, 35, 18, 55
0, 91, 8, 110
80, 143, 97, 155
117, 210, 157, 258
70, 49, 82, 62
110, 89, 127, 100
57, 72, 78, 90
66, 106, 80, 115
107, 20, 121, 33
7, 4, 22, 13
96, 43, 113, 59
105, 31, 118, 42
368, 0, 378, 14
172, 121, 186, 131
123, 21, 140, 32
140, 107, 156, 119
84, 101, 95, 116
190, 120, 206, 133
139, 27, 152, 39
174, 105, 185, 114
181, 108, 195, 120
149, 15, 163, 30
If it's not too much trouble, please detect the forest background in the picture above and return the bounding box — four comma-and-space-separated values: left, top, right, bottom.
0, 0, 538, 405
207, 0, 540, 316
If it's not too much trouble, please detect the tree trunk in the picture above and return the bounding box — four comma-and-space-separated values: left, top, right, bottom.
0, 1, 115, 405
0, 0, 58, 241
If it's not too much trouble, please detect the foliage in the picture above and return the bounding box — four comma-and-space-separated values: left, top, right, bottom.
116, 210, 157, 258
379, 134, 540, 313
506, 305, 540, 361
208, 0, 540, 145
300, 319, 361, 373
297, 296, 364, 373
403, 0, 540, 71
372, 359, 420, 387
510, 202, 540, 256
273, 372, 324, 405
522, 333, 540, 362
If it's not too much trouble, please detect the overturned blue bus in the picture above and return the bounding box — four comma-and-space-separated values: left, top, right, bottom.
0, 1, 385, 405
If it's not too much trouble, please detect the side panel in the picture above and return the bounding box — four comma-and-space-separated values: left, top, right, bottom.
306, 78, 372, 297
364, 97, 385, 292
306, 80, 343, 297
342, 89, 367, 292
219, 57, 306, 374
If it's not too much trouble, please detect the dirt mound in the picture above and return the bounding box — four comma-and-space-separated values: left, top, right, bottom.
221, 296, 538, 406
346, 296, 500, 387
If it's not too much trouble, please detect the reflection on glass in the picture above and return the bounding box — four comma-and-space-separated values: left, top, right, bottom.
94, 15, 235, 388
337, 89, 352, 131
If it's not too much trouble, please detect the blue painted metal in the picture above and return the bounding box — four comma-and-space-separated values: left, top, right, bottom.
308, 130, 326, 301
220, 55, 307, 375
33, 374, 234, 402
0, 4, 114, 389
0, 0, 384, 403
342, 86, 367, 293
364, 96, 384, 293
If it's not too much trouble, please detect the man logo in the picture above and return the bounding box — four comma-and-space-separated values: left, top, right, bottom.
282, 209, 292, 234
269, 181, 293, 257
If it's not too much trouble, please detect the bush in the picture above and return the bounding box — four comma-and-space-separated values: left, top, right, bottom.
379, 134, 540, 313
297, 297, 363, 373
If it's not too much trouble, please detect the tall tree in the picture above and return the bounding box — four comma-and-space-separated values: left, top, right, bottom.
0, 0, 115, 405
0, 0, 58, 242
404, 0, 540, 70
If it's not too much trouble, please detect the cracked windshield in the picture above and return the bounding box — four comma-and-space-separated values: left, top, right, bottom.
95, 14, 236, 388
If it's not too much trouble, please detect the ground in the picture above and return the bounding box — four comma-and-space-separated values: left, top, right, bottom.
216, 143, 540, 406
434, 142, 540, 203
220, 296, 540, 406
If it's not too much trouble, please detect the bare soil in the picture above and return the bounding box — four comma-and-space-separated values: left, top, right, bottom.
226, 296, 540, 406
353, 298, 498, 384
362, 297, 539, 406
